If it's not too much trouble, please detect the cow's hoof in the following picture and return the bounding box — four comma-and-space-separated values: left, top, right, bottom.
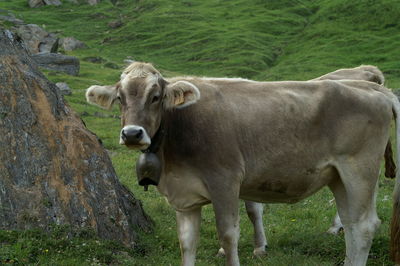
253, 246, 267, 257
327, 226, 344, 235
216, 247, 225, 257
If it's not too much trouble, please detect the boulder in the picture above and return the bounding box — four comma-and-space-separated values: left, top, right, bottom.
60, 37, 87, 51
28, 0, 62, 7
28, 0, 44, 8
55, 82, 72, 95
16, 24, 58, 54
0, 30, 153, 246
31, 52, 80, 76
0, 13, 24, 25
43, 0, 62, 5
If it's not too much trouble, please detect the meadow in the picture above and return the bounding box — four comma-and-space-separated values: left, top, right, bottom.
0, 0, 399, 264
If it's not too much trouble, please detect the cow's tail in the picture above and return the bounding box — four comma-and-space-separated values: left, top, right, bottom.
390, 92, 400, 263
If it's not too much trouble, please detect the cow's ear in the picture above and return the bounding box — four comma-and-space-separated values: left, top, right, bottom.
86, 84, 118, 110
164, 81, 200, 109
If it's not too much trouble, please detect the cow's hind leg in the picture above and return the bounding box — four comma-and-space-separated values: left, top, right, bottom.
329, 162, 381, 266
327, 212, 343, 235
217, 201, 267, 257
176, 208, 202, 266
245, 201, 267, 256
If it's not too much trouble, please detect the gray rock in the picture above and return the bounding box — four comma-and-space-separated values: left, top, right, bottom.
0, 30, 153, 246
16, 24, 58, 54
108, 20, 123, 29
28, 0, 44, 8
31, 52, 80, 76
0, 14, 24, 25
28, 0, 62, 7
60, 37, 87, 51
55, 82, 72, 95
87, 0, 100, 5
83, 56, 106, 64
43, 0, 62, 5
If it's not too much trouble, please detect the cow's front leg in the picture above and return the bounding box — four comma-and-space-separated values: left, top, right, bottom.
176, 208, 202, 266
213, 196, 240, 266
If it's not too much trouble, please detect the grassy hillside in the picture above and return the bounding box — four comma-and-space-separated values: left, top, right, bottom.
0, 0, 399, 265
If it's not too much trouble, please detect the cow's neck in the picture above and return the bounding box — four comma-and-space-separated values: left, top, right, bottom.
141, 120, 165, 154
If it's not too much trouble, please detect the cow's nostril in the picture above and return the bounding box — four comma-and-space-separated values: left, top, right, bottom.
135, 129, 143, 140
121, 129, 128, 140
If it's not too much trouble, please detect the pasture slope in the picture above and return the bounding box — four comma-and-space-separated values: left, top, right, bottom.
0, 0, 399, 265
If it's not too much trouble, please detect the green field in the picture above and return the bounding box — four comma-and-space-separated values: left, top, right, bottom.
1, 0, 399, 265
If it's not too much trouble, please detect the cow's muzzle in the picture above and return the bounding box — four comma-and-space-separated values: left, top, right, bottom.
136, 152, 161, 188
120, 125, 151, 147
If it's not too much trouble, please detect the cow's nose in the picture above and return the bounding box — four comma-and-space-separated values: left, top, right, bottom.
121, 127, 143, 144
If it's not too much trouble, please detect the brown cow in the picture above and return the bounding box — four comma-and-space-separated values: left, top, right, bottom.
86, 62, 400, 266
311, 65, 385, 85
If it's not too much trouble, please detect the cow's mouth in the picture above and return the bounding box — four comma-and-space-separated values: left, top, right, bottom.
125, 143, 150, 150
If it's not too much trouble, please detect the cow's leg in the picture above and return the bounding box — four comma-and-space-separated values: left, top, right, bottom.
217, 201, 267, 257
329, 163, 380, 266
176, 208, 202, 266
211, 190, 240, 266
328, 169, 382, 236
245, 201, 267, 256
327, 212, 343, 235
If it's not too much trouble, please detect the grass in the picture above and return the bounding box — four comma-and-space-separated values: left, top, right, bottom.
0, 0, 399, 265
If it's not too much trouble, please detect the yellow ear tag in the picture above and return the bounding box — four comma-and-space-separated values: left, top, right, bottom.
174, 93, 185, 106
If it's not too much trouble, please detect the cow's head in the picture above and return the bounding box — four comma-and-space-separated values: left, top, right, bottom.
86, 62, 200, 150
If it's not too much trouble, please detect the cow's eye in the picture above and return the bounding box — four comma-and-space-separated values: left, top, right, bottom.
152, 94, 160, 104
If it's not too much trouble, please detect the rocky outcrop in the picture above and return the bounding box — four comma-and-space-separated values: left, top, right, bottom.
44, 0, 62, 5
0, 12, 24, 26
28, 0, 62, 8
0, 30, 153, 247
60, 37, 87, 51
31, 52, 80, 76
15, 23, 87, 55
8, 21, 84, 76
16, 24, 58, 54
55, 82, 72, 95
28, 0, 45, 8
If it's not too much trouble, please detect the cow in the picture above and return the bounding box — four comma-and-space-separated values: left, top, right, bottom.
86, 62, 400, 266
311, 65, 385, 85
